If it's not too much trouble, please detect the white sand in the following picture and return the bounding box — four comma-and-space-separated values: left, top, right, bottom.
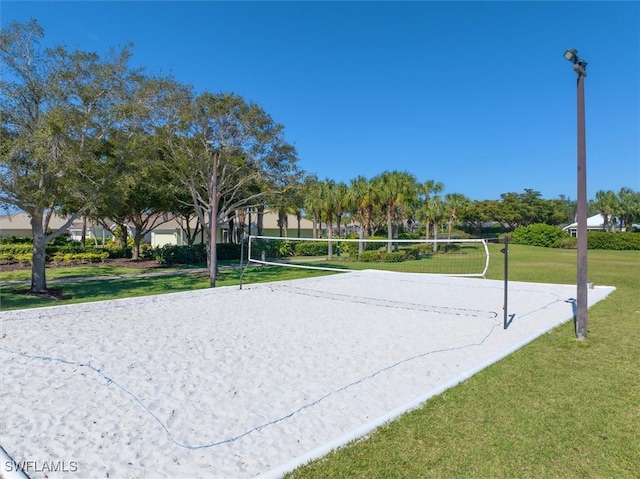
0, 272, 615, 479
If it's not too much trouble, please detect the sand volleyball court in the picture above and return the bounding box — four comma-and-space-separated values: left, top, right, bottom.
1, 271, 614, 478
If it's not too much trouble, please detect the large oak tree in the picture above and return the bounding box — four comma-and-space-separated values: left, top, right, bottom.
0, 20, 134, 292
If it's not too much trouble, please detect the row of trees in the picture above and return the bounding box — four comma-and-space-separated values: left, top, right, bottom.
282, 179, 587, 243
1, 20, 299, 292
2, 21, 639, 293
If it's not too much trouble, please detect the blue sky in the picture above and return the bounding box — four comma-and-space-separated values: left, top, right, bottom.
2, 1, 639, 201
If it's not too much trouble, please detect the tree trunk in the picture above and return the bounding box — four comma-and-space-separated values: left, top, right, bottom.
116, 222, 128, 248
81, 215, 87, 249
327, 213, 334, 261
228, 217, 235, 243
433, 221, 439, 252
257, 206, 264, 236
386, 206, 393, 253
131, 229, 143, 260
277, 211, 286, 237
30, 211, 48, 293
236, 209, 247, 242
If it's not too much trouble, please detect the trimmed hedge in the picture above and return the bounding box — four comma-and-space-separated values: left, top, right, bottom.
0, 252, 33, 265
358, 247, 420, 263
587, 231, 640, 250
51, 252, 109, 264
154, 244, 207, 265
217, 243, 242, 261
0, 244, 32, 255
0, 236, 32, 244
152, 243, 241, 265
508, 225, 639, 250
0, 251, 109, 265
293, 241, 329, 257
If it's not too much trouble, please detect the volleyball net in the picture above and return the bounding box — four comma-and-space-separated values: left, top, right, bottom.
246, 236, 490, 277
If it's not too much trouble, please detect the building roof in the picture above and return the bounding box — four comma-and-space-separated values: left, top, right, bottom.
0, 213, 71, 232
562, 214, 607, 230
0, 210, 315, 234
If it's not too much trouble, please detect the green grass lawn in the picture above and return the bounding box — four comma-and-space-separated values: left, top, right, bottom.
284, 245, 640, 478
1, 246, 638, 478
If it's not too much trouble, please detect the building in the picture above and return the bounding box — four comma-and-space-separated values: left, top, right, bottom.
0, 210, 316, 246
0, 213, 112, 243
562, 213, 618, 237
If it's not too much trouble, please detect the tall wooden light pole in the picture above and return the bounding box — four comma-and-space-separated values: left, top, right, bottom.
564, 48, 588, 339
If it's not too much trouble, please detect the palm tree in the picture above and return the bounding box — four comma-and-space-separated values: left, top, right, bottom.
315, 179, 344, 260
617, 187, 640, 231
419, 180, 444, 241
372, 171, 418, 253
426, 193, 445, 252
444, 193, 470, 240
347, 175, 375, 255
593, 190, 619, 232
333, 182, 349, 238
302, 175, 322, 238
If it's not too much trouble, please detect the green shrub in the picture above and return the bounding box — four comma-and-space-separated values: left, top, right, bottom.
400, 246, 421, 259
216, 243, 241, 260
0, 243, 32, 255
587, 231, 640, 250
293, 241, 329, 256
554, 236, 577, 249
105, 246, 132, 259
49, 233, 76, 247
358, 248, 417, 263
510, 224, 570, 248
154, 244, 207, 265
139, 243, 155, 260
277, 240, 295, 257
15, 253, 33, 265
359, 250, 384, 262
0, 252, 33, 264
45, 243, 85, 255
51, 252, 109, 264
0, 235, 32, 244
336, 241, 355, 256
398, 232, 421, 240
380, 251, 407, 262
51, 252, 66, 265
443, 243, 461, 253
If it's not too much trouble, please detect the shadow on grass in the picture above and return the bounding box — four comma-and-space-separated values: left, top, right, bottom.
0, 266, 333, 311
1, 274, 211, 311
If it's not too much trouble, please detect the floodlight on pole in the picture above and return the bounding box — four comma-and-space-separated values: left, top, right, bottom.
564, 48, 588, 339
563, 48, 578, 63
